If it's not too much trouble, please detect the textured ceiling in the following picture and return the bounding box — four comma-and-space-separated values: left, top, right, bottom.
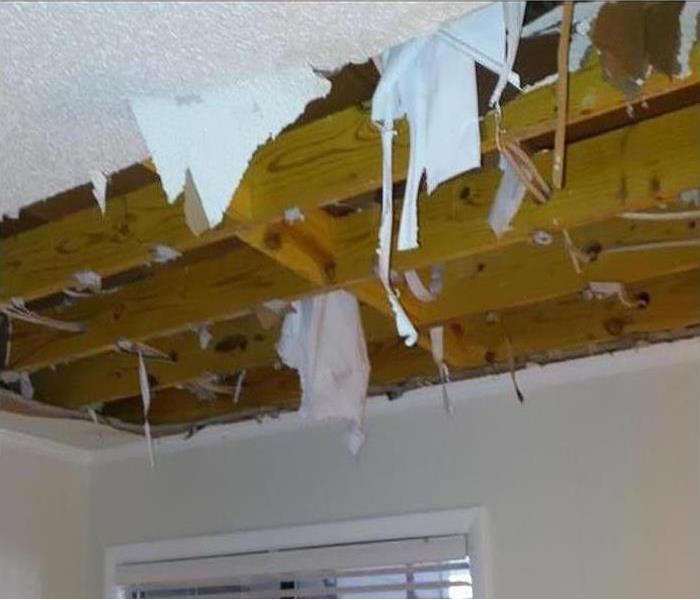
0, 1, 487, 218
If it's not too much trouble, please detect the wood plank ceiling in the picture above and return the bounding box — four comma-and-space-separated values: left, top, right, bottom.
1, 36, 698, 438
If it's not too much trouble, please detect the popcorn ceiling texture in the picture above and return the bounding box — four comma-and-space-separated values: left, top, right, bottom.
0, 1, 486, 219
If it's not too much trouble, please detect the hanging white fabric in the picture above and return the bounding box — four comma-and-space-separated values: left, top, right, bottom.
277, 290, 370, 454
137, 351, 156, 468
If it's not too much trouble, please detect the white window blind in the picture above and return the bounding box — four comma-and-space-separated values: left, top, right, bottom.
120, 535, 471, 599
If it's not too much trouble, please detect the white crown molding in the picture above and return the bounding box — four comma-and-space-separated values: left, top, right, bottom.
1, 336, 697, 466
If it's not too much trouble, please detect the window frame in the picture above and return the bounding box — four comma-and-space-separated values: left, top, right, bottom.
104, 507, 492, 598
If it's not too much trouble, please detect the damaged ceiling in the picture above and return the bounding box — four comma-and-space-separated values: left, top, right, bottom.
0, 1, 699, 451
0, 1, 487, 218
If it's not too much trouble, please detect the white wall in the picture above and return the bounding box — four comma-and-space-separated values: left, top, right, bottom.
0, 438, 90, 597
85, 341, 700, 598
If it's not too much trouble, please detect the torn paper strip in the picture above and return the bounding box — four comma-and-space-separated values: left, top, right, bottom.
488, 157, 528, 238
277, 290, 370, 427
138, 351, 156, 467
376, 124, 418, 345
429, 326, 454, 416
131, 67, 330, 229
372, 2, 524, 251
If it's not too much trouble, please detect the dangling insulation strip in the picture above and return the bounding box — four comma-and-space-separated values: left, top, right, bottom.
488, 157, 528, 237
404, 271, 435, 303
138, 351, 156, 468
233, 369, 246, 404
429, 326, 454, 416
377, 123, 418, 346
1, 298, 85, 333
488, 2, 527, 107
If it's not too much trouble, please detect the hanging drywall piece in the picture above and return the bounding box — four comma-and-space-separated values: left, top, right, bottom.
488, 157, 528, 237
137, 351, 156, 468
90, 170, 108, 215
131, 67, 331, 230
376, 124, 418, 346
371, 3, 523, 342
277, 290, 370, 452
372, 2, 524, 251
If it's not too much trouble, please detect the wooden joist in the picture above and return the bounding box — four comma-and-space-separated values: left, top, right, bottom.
10, 104, 699, 374
2, 47, 698, 304
99, 268, 700, 426
29, 214, 699, 408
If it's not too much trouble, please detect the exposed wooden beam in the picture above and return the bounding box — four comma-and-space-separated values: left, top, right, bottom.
100, 268, 700, 426
29, 214, 699, 408
8, 244, 313, 371
3, 47, 697, 305
31, 304, 400, 408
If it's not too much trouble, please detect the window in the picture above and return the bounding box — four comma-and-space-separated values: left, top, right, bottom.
105, 509, 490, 598
121, 536, 471, 599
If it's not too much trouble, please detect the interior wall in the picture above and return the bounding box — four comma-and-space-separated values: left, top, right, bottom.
84, 342, 700, 598
0, 440, 89, 597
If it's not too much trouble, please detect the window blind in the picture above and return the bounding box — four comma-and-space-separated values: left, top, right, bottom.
120, 535, 471, 599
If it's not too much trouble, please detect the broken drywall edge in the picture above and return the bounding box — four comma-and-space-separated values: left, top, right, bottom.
522, 1, 603, 73
522, 1, 604, 38
131, 66, 331, 229
86, 337, 700, 463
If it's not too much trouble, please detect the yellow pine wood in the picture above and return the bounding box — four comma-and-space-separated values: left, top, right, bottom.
3, 47, 697, 305
101, 268, 700, 425
333, 105, 700, 285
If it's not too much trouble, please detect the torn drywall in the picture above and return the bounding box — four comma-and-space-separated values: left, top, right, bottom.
0, 2, 487, 219
131, 68, 331, 229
